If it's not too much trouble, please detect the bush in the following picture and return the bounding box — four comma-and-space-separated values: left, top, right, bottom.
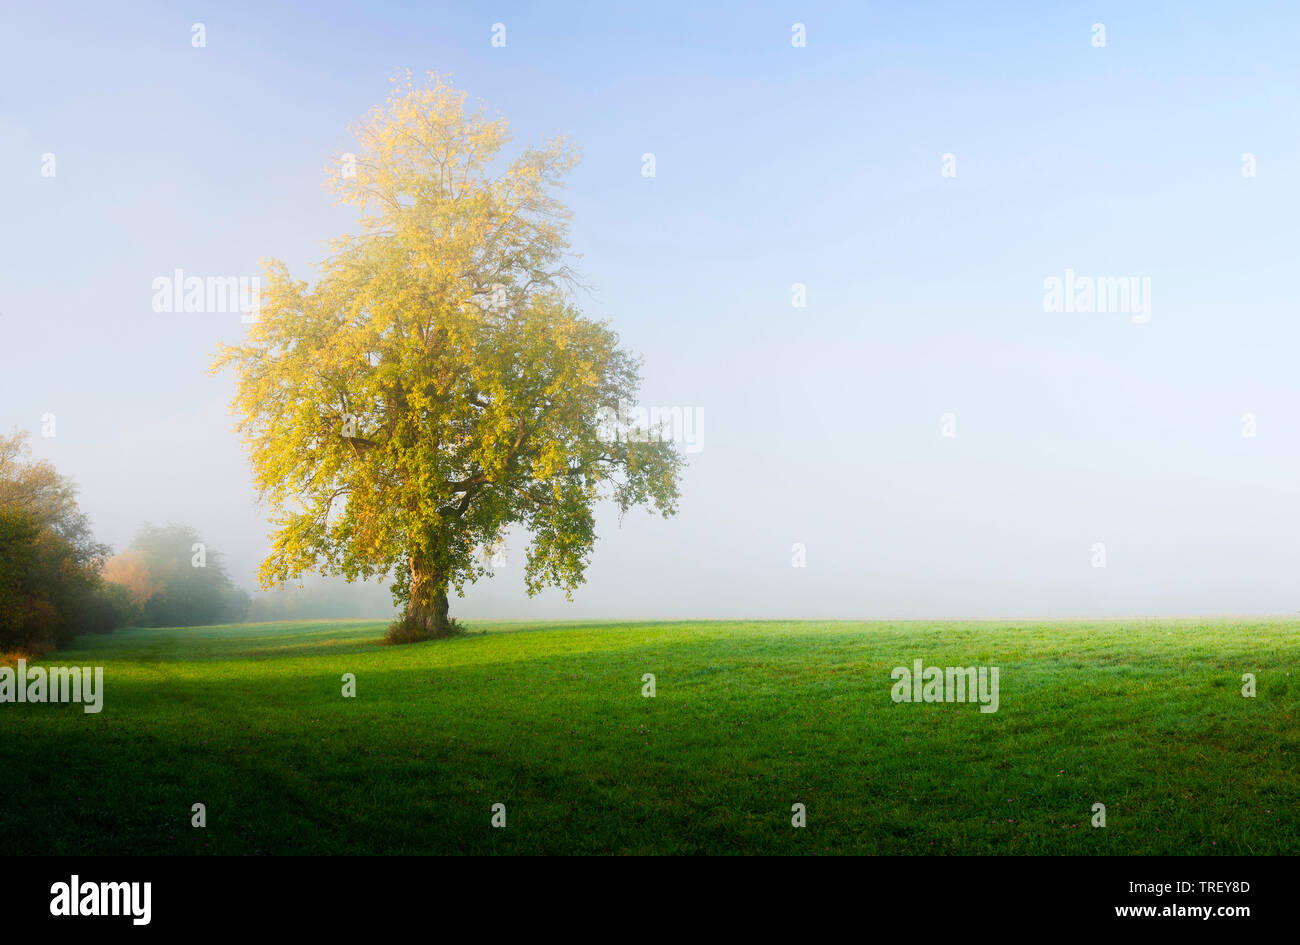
383, 615, 465, 645
0, 508, 100, 655
86, 581, 141, 633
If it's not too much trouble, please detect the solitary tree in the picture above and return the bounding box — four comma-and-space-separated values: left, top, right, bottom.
213, 75, 683, 640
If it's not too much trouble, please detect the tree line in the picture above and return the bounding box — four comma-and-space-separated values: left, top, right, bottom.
0, 430, 247, 657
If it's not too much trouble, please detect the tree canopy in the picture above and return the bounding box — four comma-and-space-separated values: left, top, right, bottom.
0, 429, 117, 653
213, 74, 682, 639
103, 523, 249, 627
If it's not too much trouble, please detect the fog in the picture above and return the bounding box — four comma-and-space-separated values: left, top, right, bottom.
6, 4, 1300, 619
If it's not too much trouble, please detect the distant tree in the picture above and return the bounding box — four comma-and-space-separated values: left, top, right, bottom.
0, 429, 107, 566
0, 509, 59, 653
213, 74, 682, 641
102, 550, 162, 607
83, 580, 138, 634
123, 523, 249, 626
0, 430, 113, 654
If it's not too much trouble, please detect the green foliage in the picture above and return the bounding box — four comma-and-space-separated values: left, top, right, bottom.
0, 508, 55, 653
84, 580, 140, 634
0, 430, 113, 655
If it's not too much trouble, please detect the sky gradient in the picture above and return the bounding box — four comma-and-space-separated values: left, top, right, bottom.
4, 1, 1300, 618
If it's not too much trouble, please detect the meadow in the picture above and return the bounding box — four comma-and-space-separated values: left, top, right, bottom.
0, 618, 1294, 855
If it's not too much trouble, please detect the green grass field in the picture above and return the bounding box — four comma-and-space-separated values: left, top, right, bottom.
1, 618, 1295, 855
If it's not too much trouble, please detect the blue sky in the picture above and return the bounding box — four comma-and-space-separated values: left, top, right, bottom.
4, 1, 1300, 617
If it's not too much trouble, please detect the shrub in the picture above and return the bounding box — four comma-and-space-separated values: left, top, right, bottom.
383, 615, 465, 645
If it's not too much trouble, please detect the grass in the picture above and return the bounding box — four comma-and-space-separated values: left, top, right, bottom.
0, 618, 1294, 855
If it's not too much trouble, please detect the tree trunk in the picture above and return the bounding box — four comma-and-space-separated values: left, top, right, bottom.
407, 556, 452, 638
